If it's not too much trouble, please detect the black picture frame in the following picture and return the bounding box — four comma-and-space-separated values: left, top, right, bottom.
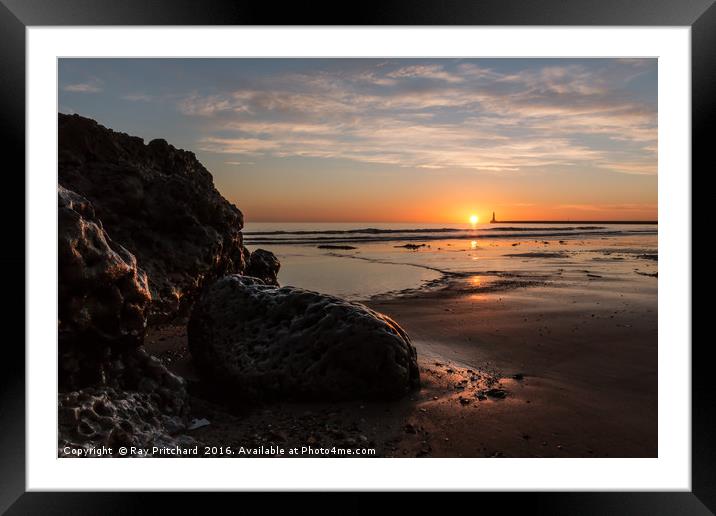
1, 0, 708, 512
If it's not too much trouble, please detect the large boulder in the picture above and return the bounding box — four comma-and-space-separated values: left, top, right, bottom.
58, 185, 151, 388
58, 113, 248, 320
188, 276, 420, 401
245, 248, 281, 285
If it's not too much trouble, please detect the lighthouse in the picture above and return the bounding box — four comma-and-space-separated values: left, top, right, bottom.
490, 211, 496, 223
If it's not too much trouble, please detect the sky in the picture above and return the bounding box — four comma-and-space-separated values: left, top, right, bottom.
58, 58, 657, 223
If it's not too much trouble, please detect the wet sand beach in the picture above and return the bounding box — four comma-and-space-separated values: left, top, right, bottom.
369, 280, 657, 457
146, 265, 657, 458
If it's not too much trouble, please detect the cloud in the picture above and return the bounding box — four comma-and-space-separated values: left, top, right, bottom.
386, 64, 464, 83
63, 80, 102, 93
177, 60, 657, 175
199, 118, 604, 172
178, 94, 236, 116
199, 137, 282, 154
598, 160, 657, 175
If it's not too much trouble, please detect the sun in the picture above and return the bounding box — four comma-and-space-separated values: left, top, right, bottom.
469, 214, 479, 225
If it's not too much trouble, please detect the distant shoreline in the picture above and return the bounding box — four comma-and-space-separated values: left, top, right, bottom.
491, 220, 657, 225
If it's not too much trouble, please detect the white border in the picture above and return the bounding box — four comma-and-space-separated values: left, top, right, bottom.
27, 27, 691, 491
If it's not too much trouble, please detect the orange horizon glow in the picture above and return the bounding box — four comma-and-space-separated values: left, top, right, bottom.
241, 212, 658, 224
226, 157, 657, 224
235, 197, 658, 224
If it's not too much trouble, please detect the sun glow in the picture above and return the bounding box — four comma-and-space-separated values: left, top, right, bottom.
469, 214, 479, 225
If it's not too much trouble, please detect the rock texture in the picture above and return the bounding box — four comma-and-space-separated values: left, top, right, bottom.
58, 113, 248, 320
58, 348, 193, 456
188, 275, 420, 401
58, 185, 151, 388
59, 184, 191, 452
245, 248, 281, 285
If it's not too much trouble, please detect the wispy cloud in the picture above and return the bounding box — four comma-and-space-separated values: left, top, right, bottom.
63, 79, 103, 93
386, 64, 464, 83
176, 60, 656, 175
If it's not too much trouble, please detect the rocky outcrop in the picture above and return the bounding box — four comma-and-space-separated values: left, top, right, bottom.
188, 276, 420, 401
58, 113, 249, 321
58, 185, 151, 388
245, 248, 281, 285
59, 185, 190, 453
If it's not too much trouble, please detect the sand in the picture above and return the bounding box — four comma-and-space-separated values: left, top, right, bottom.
145, 274, 657, 458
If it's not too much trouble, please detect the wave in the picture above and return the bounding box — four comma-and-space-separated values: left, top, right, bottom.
485, 226, 606, 231
244, 228, 656, 245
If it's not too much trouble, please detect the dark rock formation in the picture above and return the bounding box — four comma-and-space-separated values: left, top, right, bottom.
188, 275, 420, 401
59, 185, 190, 452
58, 348, 192, 456
245, 248, 281, 285
58, 185, 151, 388
58, 113, 249, 320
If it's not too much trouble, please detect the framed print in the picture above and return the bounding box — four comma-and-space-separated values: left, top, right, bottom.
1, 0, 710, 512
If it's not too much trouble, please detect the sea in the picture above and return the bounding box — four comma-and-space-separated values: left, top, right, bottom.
242, 222, 658, 300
